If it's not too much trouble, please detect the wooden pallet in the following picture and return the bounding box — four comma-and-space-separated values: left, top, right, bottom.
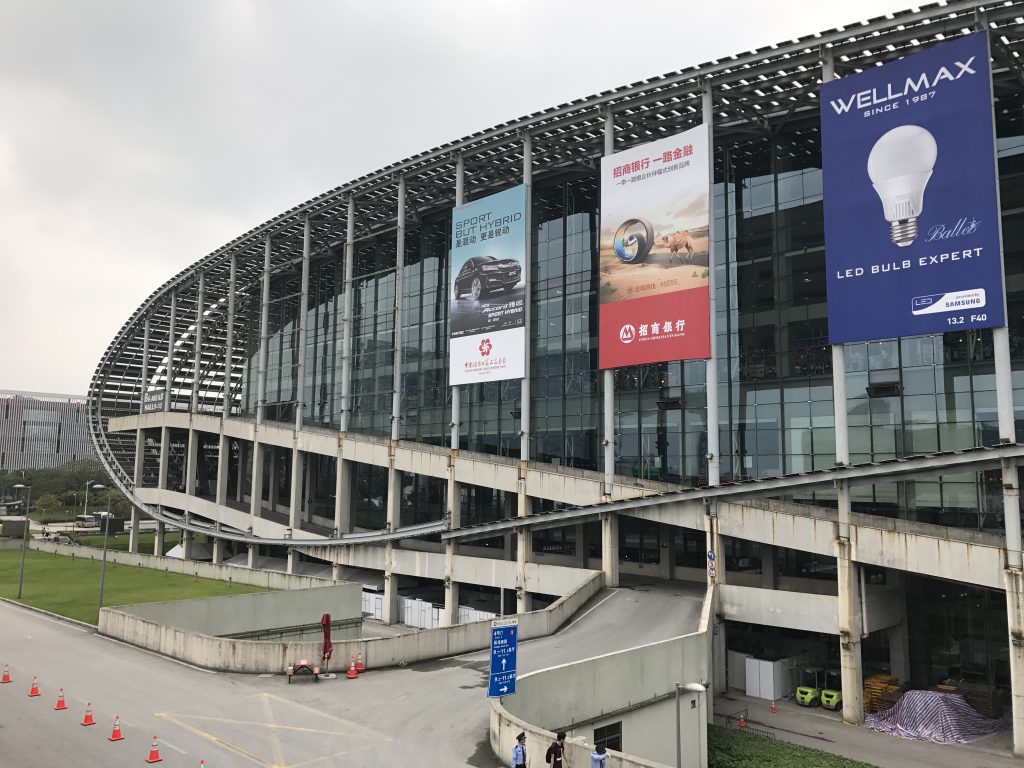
863, 674, 900, 714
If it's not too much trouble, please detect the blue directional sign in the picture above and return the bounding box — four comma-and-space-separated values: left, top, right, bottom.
487, 617, 518, 698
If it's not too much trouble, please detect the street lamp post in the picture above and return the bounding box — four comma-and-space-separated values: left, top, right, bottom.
92, 483, 110, 623
675, 682, 707, 768
13, 483, 31, 600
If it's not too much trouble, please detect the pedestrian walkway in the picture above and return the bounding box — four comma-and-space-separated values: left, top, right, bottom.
715, 691, 1018, 768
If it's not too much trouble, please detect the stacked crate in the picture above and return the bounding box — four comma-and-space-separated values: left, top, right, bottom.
863, 674, 900, 714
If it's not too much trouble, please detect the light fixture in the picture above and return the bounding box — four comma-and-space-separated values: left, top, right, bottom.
867, 125, 937, 247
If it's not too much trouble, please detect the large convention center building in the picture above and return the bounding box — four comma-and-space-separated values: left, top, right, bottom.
88, 0, 1024, 757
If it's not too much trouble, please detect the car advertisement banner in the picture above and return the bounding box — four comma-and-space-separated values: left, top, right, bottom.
822, 32, 1004, 343
598, 126, 711, 368
449, 185, 527, 385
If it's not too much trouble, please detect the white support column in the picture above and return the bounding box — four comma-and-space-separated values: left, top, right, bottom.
181, 514, 193, 561
158, 426, 170, 490
223, 253, 237, 418
133, 429, 145, 488
822, 47, 864, 725
268, 446, 279, 512
256, 233, 272, 426
191, 271, 205, 413
601, 512, 619, 587
383, 466, 402, 625
702, 81, 720, 489
247, 542, 257, 569
289, 448, 303, 533
164, 291, 176, 411
516, 132, 534, 614
128, 508, 140, 554
444, 154, 465, 628
603, 110, 616, 498
212, 537, 224, 565
295, 215, 311, 431
335, 456, 352, 535
215, 433, 229, 506
250, 443, 264, 520
153, 519, 165, 557
185, 429, 199, 496
340, 198, 355, 433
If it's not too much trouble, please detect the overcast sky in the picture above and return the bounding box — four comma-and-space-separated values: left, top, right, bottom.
0, 0, 915, 395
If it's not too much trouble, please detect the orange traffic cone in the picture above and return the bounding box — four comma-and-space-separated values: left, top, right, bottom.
356, 652, 365, 673
1, 664, 11, 683
770, 701, 777, 714
146, 735, 162, 763
54, 687, 68, 710
346, 656, 358, 679
109, 714, 125, 741
738, 716, 747, 729
81, 702, 95, 726
200, 761, 206, 767
28, 676, 40, 697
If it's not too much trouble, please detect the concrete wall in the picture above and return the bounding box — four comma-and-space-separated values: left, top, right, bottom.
719, 584, 839, 634
121, 583, 361, 636
98, 568, 604, 673
30, 541, 335, 591
491, 626, 709, 768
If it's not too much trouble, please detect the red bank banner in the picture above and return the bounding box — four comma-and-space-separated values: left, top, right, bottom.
598, 126, 711, 368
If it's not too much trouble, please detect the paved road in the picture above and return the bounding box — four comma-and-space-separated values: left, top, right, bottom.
0, 578, 704, 767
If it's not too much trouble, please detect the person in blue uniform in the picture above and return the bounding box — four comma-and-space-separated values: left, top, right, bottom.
512, 732, 527, 768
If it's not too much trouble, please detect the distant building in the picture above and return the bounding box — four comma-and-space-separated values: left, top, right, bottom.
0, 390, 96, 470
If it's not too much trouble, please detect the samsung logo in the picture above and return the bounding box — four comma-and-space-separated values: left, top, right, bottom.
829, 56, 977, 115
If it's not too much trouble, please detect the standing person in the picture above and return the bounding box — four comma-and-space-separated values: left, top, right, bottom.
545, 731, 567, 767
590, 745, 607, 768
512, 731, 527, 768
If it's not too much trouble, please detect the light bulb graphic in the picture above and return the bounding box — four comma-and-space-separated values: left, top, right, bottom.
866, 125, 938, 247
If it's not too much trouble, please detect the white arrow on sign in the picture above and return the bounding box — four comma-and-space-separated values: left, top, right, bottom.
502, 658, 507, 671
500, 686, 508, 693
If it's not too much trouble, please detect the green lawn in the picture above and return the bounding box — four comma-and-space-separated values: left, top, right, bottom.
0, 549, 267, 625
709, 726, 879, 768
69, 531, 201, 554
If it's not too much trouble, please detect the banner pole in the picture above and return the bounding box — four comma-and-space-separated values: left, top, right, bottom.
603, 109, 616, 499
702, 82, 720, 489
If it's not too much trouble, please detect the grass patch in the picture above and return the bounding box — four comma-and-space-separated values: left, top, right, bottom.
709, 726, 879, 768
69, 532, 199, 554
0, 549, 268, 625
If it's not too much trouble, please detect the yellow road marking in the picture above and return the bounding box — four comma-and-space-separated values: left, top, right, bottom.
260, 693, 287, 768
155, 712, 268, 767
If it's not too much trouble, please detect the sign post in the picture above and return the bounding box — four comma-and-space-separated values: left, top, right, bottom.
487, 617, 518, 698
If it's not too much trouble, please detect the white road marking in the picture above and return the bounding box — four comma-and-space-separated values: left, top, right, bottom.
561, 589, 619, 630
157, 736, 187, 755
6, 603, 89, 632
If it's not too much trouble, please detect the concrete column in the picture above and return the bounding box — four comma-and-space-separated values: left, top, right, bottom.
601, 512, 619, 588
153, 519, 165, 556
760, 544, 777, 590
181, 517, 193, 561
701, 81, 720, 488
185, 428, 199, 495
158, 426, 170, 490
250, 443, 264, 519
335, 457, 352, 535
1004, 569, 1024, 756
663, 526, 676, 579
128, 508, 140, 554
223, 253, 237, 417
235, 441, 247, 504
164, 291, 176, 412
268, 446, 279, 513
191, 270, 205, 413
212, 537, 224, 565
289, 447, 303, 532
247, 542, 256, 569
383, 466, 402, 624
304, 458, 313, 524
286, 548, 297, 575
602, 110, 616, 498
340, 197, 355, 433
575, 523, 588, 568
256, 234, 272, 426
133, 428, 145, 487
295, 215, 311, 431
888, 622, 910, 684
443, 459, 462, 627
516, 487, 532, 613
836, 538, 865, 725
215, 433, 229, 506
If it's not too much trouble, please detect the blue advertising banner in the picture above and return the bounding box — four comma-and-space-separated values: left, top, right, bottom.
822, 32, 1004, 343
449, 185, 527, 385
